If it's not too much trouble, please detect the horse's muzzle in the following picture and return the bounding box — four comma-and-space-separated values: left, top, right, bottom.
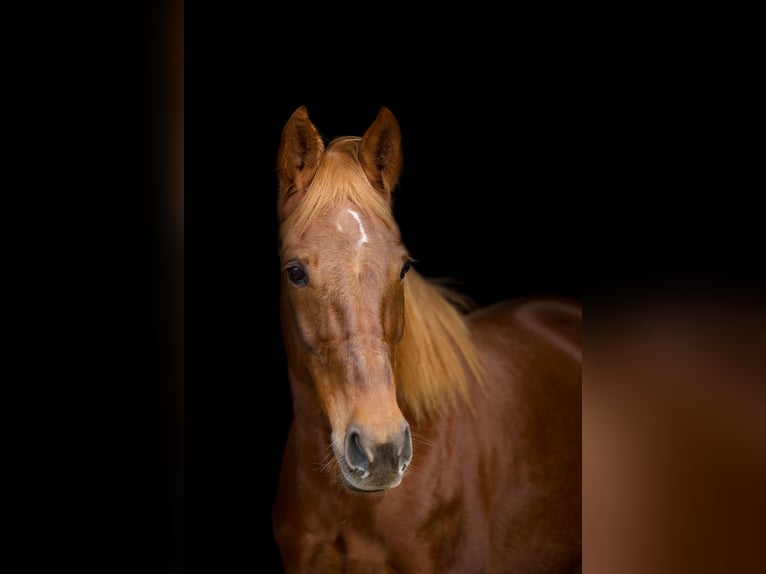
341, 422, 412, 491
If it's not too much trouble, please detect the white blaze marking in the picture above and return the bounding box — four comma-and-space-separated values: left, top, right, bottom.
347, 209, 369, 245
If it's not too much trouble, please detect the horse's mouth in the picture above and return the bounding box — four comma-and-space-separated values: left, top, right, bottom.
338, 461, 403, 492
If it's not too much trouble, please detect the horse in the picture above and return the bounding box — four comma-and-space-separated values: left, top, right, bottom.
271, 105, 582, 573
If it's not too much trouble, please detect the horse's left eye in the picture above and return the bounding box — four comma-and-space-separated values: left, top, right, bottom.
287, 264, 308, 286
400, 260, 412, 280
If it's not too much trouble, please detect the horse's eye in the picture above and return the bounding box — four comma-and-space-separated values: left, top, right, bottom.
400, 259, 412, 280
287, 264, 308, 286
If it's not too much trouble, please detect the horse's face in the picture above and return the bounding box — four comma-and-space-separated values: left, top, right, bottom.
281, 202, 413, 491
277, 106, 412, 491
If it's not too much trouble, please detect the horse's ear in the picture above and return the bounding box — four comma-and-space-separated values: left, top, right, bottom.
277, 106, 325, 221
359, 107, 402, 199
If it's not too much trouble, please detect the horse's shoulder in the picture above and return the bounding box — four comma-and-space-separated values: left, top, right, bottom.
467, 295, 581, 361
468, 295, 580, 328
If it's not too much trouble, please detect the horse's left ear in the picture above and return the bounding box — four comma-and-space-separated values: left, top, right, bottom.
359, 107, 403, 199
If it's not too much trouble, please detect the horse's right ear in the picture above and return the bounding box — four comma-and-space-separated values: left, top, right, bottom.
277, 106, 325, 221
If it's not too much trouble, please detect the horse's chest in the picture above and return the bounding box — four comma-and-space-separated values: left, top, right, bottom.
305, 490, 480, 573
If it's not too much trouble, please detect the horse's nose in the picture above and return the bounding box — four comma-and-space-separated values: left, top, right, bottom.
345, 422, 412, 476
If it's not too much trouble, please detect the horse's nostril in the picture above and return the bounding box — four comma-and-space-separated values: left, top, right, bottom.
400, 424, 413, 466
346, 431, 369, 472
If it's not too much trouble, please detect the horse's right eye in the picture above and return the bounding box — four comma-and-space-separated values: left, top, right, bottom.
287, 265, 308, 286
400, 259, 412, 280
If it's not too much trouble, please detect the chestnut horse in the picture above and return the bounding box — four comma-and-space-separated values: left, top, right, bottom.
272, 106, 581, 573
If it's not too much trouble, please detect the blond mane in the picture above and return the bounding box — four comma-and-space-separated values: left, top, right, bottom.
396, 271, 486, 422
280, 136, 486, 422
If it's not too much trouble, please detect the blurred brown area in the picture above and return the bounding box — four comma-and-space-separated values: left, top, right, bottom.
152, 0, 183, 571
584, 293, 766, 573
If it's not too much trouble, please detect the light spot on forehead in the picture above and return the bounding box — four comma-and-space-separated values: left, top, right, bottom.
346, 208, 369, 246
